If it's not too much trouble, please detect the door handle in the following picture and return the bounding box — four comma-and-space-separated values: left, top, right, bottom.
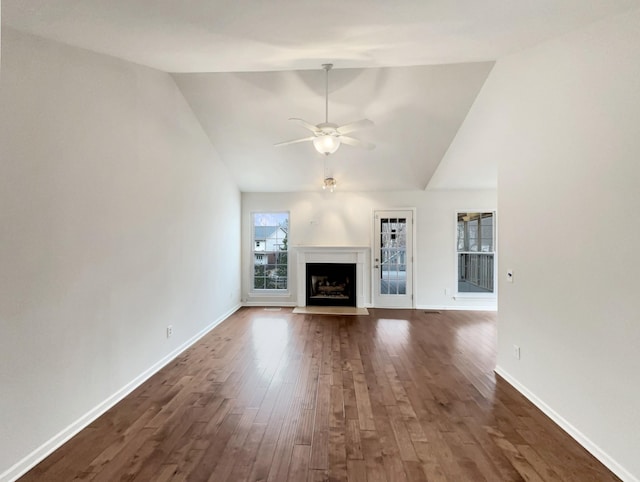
374, 265, 379, 269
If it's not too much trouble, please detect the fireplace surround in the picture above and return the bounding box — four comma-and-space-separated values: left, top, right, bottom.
296, 246, 370, 308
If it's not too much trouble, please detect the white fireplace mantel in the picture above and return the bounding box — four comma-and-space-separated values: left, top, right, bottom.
295, 246, 370, 308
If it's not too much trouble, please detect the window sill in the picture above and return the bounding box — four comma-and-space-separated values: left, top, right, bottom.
454, 292, 496, 300
248, 290, 291, 298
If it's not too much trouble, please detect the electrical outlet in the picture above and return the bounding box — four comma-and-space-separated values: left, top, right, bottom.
513, 345, 521, 360
166, 325, 173, 338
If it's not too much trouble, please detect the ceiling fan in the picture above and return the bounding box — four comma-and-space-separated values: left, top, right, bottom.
274, 64, 375, 155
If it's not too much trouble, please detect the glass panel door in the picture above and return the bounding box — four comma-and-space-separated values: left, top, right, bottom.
373, 210, 413, 308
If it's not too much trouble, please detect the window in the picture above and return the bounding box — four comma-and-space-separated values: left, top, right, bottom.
252, 212, 289, 291
457, 212, 495, 293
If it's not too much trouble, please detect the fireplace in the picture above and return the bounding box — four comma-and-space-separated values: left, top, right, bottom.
306, 263, 356, 307
296, 246, 370, 308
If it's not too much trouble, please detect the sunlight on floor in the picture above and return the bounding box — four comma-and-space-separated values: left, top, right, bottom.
251, 317, 289, 382
375, 318, 410, 354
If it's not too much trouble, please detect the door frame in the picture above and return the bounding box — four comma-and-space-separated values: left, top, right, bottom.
371, 208, 416, 308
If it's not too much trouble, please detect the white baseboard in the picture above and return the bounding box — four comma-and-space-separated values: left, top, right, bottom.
495, 366, 637, 482
242, 303, 496, 312
416, 304, 497, 312
0, 303, 241, 482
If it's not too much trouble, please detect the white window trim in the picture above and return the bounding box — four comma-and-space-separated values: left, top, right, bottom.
455, 210, 497, 298
250, 211, 290, 295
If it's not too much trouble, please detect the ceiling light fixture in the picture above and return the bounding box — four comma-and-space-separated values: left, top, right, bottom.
322, 156, 337, 192
323, 177, 337, 192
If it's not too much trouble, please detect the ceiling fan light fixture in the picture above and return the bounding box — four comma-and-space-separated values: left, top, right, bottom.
313, 135, 341, 155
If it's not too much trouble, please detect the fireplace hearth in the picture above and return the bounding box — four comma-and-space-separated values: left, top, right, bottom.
306, 263, 356, 307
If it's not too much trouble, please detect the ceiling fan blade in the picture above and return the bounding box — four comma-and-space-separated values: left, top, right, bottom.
337, 119, 374, 134
274, 136, 315, 147
289, 118, 320, 133
340, 136, 375, 150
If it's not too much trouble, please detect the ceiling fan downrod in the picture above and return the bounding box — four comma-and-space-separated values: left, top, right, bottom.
322, 63, 332, 124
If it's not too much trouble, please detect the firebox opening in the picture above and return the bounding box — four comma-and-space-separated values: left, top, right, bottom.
306, 263, 357, 307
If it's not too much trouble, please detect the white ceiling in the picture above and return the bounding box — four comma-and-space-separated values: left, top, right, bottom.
174, 63, 493, 192
4, 0, 639, 73
4, 0, 639, 191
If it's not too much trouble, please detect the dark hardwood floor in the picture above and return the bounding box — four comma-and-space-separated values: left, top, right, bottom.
20, 308, 618, 481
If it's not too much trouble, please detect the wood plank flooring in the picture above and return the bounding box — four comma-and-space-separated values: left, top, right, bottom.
20, 308, 619, 481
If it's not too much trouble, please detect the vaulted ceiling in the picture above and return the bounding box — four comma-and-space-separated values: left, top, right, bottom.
4, 0, 639, 191
173, 63, 493, 192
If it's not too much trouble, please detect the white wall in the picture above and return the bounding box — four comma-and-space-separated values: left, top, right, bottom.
242, 190, 497, 309
0, 29, 241, 480
444, 9, 640, 481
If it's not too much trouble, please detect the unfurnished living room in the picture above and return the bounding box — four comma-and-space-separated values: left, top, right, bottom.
1, 1, 639, 481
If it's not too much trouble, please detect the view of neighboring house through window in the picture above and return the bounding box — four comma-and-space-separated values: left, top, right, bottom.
457, 212, 495, 293
252, 212, 289, 290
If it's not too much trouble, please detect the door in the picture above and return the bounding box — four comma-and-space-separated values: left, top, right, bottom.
373, 210, 414, 308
